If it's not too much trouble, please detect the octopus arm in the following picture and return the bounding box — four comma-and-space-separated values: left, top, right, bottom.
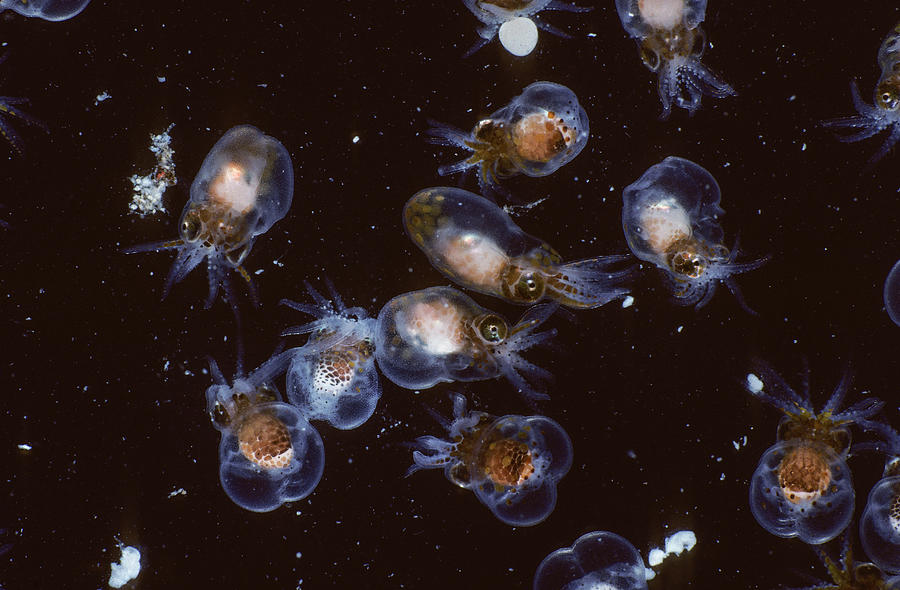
551, 254, 637, 308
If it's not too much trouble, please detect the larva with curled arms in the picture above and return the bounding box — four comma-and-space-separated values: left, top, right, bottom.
205, 350, 325, 513
622, 156, 767, 313
615, 0, 734, 117
822, 21, 900, 170
404, 186, 635, 308
743, 361, 884, 544
124, 125, 293, 310
426, 81, 589, 197
461, 0, 591, 58
282, 283, 558, 403
280, 281, 382, 431
406, 393, 573, 527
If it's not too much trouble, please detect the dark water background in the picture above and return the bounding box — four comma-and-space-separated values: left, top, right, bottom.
2, 0, 899, 588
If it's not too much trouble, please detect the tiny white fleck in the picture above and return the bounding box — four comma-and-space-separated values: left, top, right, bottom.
676, 325, 683, 333
622, 295, 634, 308
352, 135, 360, 144
95, 91, 111, 104
17, 443, 32, 451
157, 76, 166, 83
167, 487, 186, 498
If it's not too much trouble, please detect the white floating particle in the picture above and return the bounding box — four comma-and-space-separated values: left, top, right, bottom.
746, 373, 764, 393
167, 487, 186, 498
17, 443, 32, 451
128, 124, 177, 217
108, 545, 141, 588
352, 135, 360, 144
95, 91, 111, 104
622, 295, 634, 308
498, 17, 538, 56
664, 531, 697, 556
647, 548, 666, 566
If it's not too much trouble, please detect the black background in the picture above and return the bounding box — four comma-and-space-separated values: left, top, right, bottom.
2, 0, 899, 588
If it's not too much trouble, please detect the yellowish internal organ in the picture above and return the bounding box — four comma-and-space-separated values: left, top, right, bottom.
778, 445, 831, 504
638, 0, 685, 30
238, 412, 294, 469
401, 300, 466, 355
438, 231, 508, 290
210, 160, 263, 213
512, 111, 572, 163
639, 199, 691, 254
481, 438, 535, 487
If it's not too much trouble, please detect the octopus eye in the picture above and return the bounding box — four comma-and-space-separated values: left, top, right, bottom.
181, 212, 202, 242
477, 314, 509, 344
831, 428, 851, 455
639, 45, 660, 72
671, 251, 708, 278
211, 402, 230, 427
882, 92, 899, 110
690, 28, 707, 58
710, 245, 730, 260
514, 272, 545, 301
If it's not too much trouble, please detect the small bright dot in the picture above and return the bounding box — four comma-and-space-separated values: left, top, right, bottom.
352, 135, 360, 144
622, 295, 634, 308
498, 17, 538, 57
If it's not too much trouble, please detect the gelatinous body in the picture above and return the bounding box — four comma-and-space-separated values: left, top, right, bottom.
407, 394, 572, 526
886, 259, 900, 327
205, 352, 324, 513
615, 0, 734, 117
0, 53, 48, 155
856, 420, 900, 574
743, 361, 883, 544
622, 156, 766, 312
822, 21, 900, 169
404, 187, 634, 308
533, 530, 649, 590
461, 0, 590, 57
427, 82, 589, 195
861, 477, 900, 575
124, 125, 294, 309
282, 282, 382, 430
375, 286, 557, 401
0, 0, 90, 21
